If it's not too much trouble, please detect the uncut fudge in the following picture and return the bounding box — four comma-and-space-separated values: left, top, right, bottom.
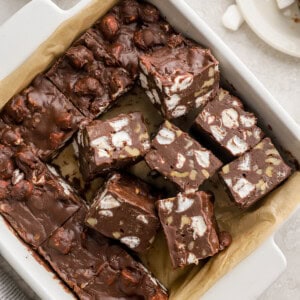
0, 146, 81, 248
157, 191, 231, 268
1, 75, 86, 161
219, 138, 292, 209
145, 121, 222, 192
38, 207, 110, 295
85, 173, 160, 253
194, 89, 264, 159
79, 245, 168, 300
76, 112, 150, 180
47, 31, 133, 118
92, 0, 173, 78
139, 45, 219, 119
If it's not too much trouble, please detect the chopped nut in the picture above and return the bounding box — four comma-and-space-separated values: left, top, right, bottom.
170, 171, 189, 178
254, 142, 264, 150
139, 132, 149, 141
112, 232, 121, 239
256, 179, 267, 192
180, 215, 191, 229
222, 165, 230, 174
266, 149, 279, 156
124, 146, 140, 156
265, 166, 274, 177
265, 157, 281, 166
201, 169, 210, 179
202, 78, 214, 88
208, 67, 215, 77
189, 170, 197, 180
166, 216, 173, 225
86, 217, 98, 227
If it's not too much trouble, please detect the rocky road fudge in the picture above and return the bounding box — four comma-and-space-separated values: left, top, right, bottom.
76, 112, 150, 180
145, 121, 222, 192
47, 31, 133, 118
38, 207, 110, 295
79, 244, 168, 300
157, 191, 231, 268
139, 44, 219, 119
194, 89, 264, 160
92, 0, 172, 78
1, 75, 86, 161
0, 146, 81, 248
219, 138, 292, 209
85, 173, 160, 253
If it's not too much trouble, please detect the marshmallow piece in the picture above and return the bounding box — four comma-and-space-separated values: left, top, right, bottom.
222, 4, 244, 31
276, 0, 295, 10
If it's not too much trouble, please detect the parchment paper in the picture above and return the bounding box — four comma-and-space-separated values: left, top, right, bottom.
0, 1, 300, 299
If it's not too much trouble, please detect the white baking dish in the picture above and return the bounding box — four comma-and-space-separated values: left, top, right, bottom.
0, 1, 299, 299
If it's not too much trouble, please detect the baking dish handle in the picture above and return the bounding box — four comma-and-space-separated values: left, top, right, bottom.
201, 236, 286, 300
0, 0, 93, 80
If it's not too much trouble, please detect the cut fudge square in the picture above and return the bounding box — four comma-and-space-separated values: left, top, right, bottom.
85, 173, 160, 253
76, 112, 151, 180
194, 89, 264, 159
38, 207, 110, 294
157, 191, 231, 268
139, 45, 219, 119
79, 244, 168, 300
145, 121, 222, 192
219, 137, 292, 209
47, 31, 133, 118
0, 146, 81, 248
1, 75, 86, 161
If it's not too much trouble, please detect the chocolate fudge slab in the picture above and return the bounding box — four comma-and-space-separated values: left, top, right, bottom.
194, 89, 264, 159
145, 121, 222, 192
0, 146, 81, 248
219, 138, 292, 209
157, 191, 231, 268
76, 112, 150, 180
85, 173, 160, 253
47, 31, 133, 118
38, 207, 111, 294
1, 75, 86, 161
93, 0, 169, 79
79, 245, 168, 300
139, 45, 219, 119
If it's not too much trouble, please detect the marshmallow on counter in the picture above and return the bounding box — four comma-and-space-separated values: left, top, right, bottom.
222, 4, 244, 31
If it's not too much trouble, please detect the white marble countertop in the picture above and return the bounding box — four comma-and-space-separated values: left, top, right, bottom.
0, 0, 299, 299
